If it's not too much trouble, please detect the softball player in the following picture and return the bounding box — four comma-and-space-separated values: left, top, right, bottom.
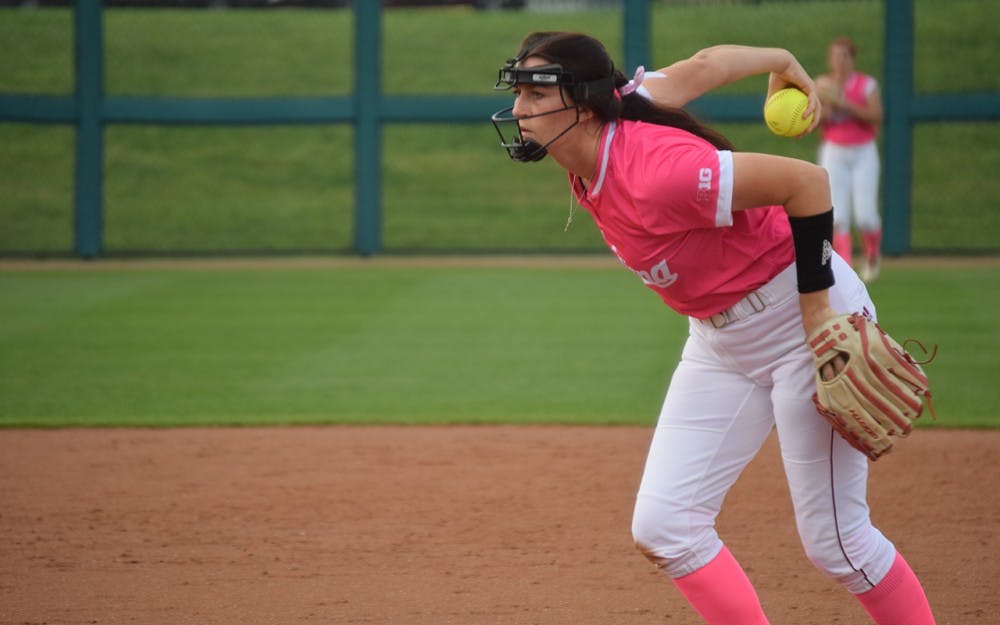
816, 36, 884, 282
492, 32, 935, 624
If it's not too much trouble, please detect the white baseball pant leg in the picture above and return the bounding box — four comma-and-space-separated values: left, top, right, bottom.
819, 140, 882, 234
632, 257, 897, 594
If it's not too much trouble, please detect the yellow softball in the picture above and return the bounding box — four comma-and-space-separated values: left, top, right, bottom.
763, 88, 813, 137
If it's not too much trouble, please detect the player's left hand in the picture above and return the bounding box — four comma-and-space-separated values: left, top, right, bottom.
815, 75, 844, 108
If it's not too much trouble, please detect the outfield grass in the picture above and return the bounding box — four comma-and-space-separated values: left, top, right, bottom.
1, 261, 995, 428
0, 1, 997, 255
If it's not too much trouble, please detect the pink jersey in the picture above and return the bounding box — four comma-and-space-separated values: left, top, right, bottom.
821, 72, 879, 145
569, 120, 795, 318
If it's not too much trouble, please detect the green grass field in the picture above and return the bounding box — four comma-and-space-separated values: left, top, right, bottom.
0, 3, 996, 430
1, 1, 998, 254
1, 261, 995, 429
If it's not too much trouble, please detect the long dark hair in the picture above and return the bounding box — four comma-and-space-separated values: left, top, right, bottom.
514, 31, 735, 151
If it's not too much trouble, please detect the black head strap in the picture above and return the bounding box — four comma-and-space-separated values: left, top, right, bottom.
494, 58, 617, 102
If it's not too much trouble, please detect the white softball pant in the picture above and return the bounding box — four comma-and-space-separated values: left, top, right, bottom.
819, 140, 882, 233
632, 256, 897, 594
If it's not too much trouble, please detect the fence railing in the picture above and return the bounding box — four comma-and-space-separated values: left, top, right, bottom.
0, 0, 997, 257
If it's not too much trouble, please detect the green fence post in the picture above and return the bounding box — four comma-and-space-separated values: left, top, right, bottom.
882, 0, 913, 255
623, 0, 651, 74
74, 0, 104, 258
354, 1, 382, 255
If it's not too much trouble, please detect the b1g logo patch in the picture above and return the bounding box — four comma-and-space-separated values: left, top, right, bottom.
696, 167, 713, 203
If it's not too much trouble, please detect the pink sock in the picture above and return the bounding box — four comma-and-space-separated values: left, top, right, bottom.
855, 552, 935, 625
834, 232, 853, 264
672, 546, 769, 624
862, 230, 882, 261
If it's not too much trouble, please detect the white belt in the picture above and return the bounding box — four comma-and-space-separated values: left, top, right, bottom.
700, 264, 797, 329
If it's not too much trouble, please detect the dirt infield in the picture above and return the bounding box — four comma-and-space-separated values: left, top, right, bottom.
1, 427, 995, 625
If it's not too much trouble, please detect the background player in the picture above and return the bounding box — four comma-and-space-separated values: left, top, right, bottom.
492, 32, 935, 624
815, 36, 885, 282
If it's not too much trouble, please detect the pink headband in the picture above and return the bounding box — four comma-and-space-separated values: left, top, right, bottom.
616, 66, 646, 98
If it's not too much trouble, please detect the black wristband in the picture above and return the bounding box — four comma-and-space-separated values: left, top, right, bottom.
789, 209, 835, 293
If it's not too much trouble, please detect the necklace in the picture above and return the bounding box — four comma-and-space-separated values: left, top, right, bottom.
564, 189, 577, 232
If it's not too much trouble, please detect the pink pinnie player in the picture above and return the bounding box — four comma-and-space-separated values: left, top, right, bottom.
816, 36, 885, 282
492, 32, 935, 624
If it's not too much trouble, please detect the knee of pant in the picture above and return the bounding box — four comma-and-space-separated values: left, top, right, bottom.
803, 541, 853, 580
800, 523, 893, 592
856, 216, 881, 233
631, 496, 719, 577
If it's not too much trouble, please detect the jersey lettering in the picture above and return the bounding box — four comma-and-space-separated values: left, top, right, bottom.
611, 246, 678, 289
638, 259, 679, 288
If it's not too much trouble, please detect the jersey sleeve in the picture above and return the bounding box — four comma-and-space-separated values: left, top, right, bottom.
628, 129, 734, 235
863, 74, 879, 98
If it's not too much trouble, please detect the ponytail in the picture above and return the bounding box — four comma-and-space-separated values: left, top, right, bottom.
620, 94, 735, 151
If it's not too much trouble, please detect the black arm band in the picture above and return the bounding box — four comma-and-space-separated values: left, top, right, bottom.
789, 209, 835, 293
